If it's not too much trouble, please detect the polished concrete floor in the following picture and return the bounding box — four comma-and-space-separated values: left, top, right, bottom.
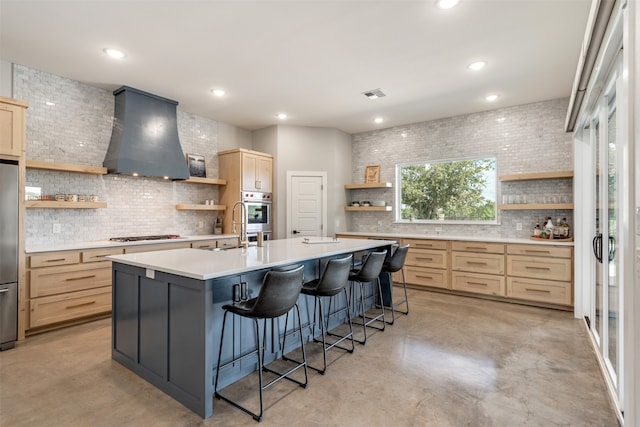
0, 289, 619, 426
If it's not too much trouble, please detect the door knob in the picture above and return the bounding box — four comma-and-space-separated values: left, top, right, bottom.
292, 230, 299, 234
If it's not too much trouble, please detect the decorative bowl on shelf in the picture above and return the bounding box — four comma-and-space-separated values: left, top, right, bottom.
372, 200, 385, 207
351, 201, 360, 206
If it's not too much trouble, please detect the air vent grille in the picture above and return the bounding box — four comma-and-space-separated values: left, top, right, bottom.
362, 88, 386, 99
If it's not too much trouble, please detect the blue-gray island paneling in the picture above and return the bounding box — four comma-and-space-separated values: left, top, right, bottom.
108, 237, 393, 418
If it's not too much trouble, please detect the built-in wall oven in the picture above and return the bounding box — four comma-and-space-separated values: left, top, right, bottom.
242, 192, 272, 238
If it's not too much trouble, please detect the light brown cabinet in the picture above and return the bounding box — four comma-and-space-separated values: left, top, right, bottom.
0, 97, 28, 158
402, 238, 450, 289
218, 148, 274, 234
451, 241, 505, 297
506, 243, 573, 306
27, 248, 122, 331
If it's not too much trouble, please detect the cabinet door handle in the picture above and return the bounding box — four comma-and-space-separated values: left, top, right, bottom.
66, 274, 96, 281
525, 288, 551, 294
66, 300, 96, 309
467, 281, 488, 286
525, 266, 551, 271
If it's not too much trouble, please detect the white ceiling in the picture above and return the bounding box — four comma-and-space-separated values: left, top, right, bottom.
0, 0, 591, 134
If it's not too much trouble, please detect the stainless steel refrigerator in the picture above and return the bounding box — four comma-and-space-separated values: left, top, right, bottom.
0, 159, 18, 350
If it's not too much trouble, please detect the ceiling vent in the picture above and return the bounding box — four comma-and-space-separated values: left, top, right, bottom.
362, 88, 386, 99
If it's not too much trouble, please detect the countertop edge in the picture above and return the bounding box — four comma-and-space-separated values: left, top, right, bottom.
335, 232, 574, 246
25, 234, 239, 254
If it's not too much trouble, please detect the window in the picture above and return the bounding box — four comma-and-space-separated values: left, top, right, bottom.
396, 157, 497, 223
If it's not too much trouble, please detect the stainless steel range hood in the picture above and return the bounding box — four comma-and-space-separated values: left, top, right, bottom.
104, 86, 189, 180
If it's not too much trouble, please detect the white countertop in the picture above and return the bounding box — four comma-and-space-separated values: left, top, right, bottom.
336, 232, 574, 246
107, 237, 393, 280
25, 234, 239, 253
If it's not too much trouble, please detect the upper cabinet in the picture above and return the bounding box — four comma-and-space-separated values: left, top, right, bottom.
218, 148, 274, 234
0, 96, 28, 158
241, 151, 273, 192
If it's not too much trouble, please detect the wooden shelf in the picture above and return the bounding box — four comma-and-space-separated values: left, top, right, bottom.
179, 177, 227, 185
26, 201, 107, 209
499, 203, 574, 211
499, 171, 573, 182
345, 205, 392, 212
26, 160, 107, 175
175, 204, 226, 211
344, 182, 392, 190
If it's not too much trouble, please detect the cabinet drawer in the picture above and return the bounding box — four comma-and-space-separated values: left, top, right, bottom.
123, 242, 191, 253
217, 238, 239, 249
405, 266, 449, 289
452, 252, 504, 275
30, 261, 112, 298
507, 244, 572, 258
451, 241, 505, 254
82, 247, 124, 263
507, 255, 571, 282
452, 271, 505, 296
29, 251, 80, 268
403, 239, 448, 251
191, 240, 218, 250
406, 249, 448, 269
507, 277, 572, 306
29, 286, 112, 328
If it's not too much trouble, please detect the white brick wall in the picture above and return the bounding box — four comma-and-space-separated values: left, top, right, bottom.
350, 98, 574, 238
15, 65, 222, 246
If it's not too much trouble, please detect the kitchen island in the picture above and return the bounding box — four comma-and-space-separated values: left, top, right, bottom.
107, 237, 392, 418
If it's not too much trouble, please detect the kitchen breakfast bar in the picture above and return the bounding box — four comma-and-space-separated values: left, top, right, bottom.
107, 237, 392, 418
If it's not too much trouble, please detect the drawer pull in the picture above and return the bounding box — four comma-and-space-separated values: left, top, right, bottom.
525, 266, 551, 271
524, 250, 551, 254
66, 300, 96, 309
467, 281, 488, 286
45, 258, 67, 262
416, 244, 434, 248
465, 246, 486, 250
416, 275, 434, 279
416, 257, 434, 261
93, 254, 108, 258
525, 288, 551, 294
466, 261, 488, 265
66, 274, 96, 281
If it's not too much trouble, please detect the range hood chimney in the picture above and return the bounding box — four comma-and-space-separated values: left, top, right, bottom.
104, 86, 189, 180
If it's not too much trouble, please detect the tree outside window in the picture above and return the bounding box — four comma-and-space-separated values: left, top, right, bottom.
397, 157, 497, 222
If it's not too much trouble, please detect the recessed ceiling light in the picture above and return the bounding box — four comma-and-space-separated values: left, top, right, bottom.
211, 88, 226, 97
485, 94, 499, 102
276, 113, 287, 120
436, 0, 460, 10
374, 117, 384, 124
103, 48, 126, 59
468, 61, 487, 71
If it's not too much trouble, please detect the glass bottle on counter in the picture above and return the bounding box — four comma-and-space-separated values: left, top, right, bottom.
562, 217, 570, 238
533, 217, 541, 237
544, 217, 554, 239
553, 217, 563, 239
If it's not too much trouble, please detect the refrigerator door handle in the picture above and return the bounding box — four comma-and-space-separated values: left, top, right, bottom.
0, 289, 9, 294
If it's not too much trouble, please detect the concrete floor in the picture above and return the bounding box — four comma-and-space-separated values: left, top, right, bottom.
0, 289, 619, 426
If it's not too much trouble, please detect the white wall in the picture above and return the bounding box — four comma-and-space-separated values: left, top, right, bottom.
253, 125, 351, 239
218, 121, 252, 151
0, 60, 13, 98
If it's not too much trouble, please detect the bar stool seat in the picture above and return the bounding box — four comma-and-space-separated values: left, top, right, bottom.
348, 250, 387, 345
214, 265, 307, 422
381, 244, 410, 324
284, 255, 354, 374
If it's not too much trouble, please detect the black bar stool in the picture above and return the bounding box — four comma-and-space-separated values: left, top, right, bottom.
381, 244, 410, 324
214, 265, 308, 422
284, 254, 354, 374
349, 250, 387, 345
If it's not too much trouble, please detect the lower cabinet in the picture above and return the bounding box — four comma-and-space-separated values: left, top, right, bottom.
403, 238, 450, 289
27, 248, 122, 331
451, 241, 505, 297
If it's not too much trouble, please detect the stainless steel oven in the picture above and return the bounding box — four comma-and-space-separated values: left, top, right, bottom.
242, 191, 272, 233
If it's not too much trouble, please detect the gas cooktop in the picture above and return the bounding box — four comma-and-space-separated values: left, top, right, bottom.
109, 235, 182, 242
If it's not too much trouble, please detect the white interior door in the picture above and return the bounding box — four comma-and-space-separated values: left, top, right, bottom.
287, 173, 326, 238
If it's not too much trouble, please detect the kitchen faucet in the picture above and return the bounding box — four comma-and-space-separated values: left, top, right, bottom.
231, 200, 249, 249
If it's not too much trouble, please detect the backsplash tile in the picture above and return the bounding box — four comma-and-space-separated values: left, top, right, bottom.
350, 98, 574, 239
15, 65, 222, 246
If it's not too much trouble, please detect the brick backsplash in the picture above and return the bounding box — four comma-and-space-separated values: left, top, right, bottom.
14, 65, 222, 246
350, 98, 574, 239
